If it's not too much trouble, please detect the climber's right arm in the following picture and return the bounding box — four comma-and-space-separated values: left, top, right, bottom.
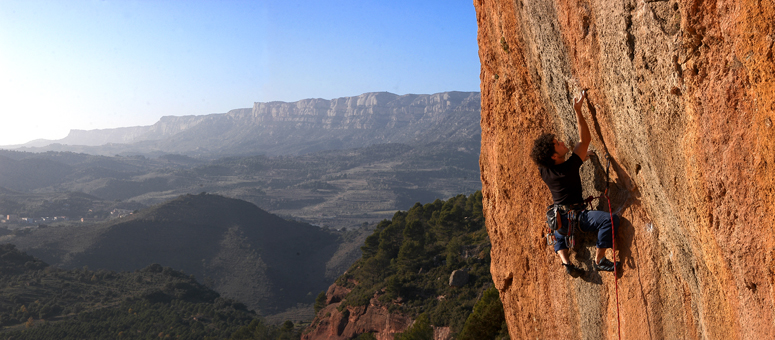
572, 90, 591, 161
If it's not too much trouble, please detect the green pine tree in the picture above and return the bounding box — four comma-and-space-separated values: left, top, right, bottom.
457, 287, 509, 340
395, 313, 433, 340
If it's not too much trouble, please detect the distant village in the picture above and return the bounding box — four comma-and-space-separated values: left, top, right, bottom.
0, 209, 134, 229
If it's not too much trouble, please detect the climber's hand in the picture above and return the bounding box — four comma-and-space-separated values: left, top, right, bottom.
574, 90, 586, 113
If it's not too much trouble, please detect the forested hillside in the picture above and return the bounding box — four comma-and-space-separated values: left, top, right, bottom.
3, 194, 345, 317
0, 243, 270, 339
0, 193, 507, 340
303, 192, 509, 340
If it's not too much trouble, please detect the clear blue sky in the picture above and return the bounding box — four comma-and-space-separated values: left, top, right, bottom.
0, 1, 480, 145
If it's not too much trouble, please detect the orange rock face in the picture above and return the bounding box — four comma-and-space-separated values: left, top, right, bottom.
474, 0, 774, 338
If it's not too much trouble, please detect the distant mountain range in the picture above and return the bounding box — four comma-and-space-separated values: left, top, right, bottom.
0, 91, 483, 322
7, 91, 481, 158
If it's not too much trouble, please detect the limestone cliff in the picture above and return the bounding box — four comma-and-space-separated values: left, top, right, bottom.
475, 0, 774, 338
16, 92, 480, 158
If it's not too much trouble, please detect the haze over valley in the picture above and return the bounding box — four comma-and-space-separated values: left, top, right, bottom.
1, 91, 481, 230
0, 91, 484, 330
0, 1, 490, 338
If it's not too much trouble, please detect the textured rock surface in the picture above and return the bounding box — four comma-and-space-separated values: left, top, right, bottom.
449, 269, 470, 287
475, 0, 774, 339
302, 284, 412, 340
303, 285, 454, 340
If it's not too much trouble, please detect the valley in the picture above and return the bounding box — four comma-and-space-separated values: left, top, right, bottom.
0, 91, 491, 338
1, 141, 480, 231
1, 91, 482, 230
0, 192, 505, 340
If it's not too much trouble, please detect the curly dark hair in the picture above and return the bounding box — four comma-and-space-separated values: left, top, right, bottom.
530, 133, 557, 168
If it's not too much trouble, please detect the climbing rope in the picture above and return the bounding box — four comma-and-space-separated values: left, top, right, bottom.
605, 193, 622, 340
586, 154, 622, 339
604, 155, 622, 340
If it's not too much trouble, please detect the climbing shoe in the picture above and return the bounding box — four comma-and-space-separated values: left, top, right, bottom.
594, 257, 617, 272
562, 263, 584, 277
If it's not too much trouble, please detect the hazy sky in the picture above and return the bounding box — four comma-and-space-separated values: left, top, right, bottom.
0, 1, 480, 145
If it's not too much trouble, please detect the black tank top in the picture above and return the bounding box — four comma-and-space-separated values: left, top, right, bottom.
539, 153, 584, 205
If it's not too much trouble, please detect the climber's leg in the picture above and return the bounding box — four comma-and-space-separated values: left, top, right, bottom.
557, 248, 571, 264
579, 210, 619, 248
595, 247, 607, 264
553, 214, 583, 276
580, 210, 620, 270
553, 213, 570, 255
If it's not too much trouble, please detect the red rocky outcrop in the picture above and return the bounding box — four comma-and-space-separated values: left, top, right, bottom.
302, 284, 412, 340
475, 0, 774, 339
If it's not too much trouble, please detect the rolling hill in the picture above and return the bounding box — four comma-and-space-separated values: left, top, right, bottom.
1, 194, 355, 317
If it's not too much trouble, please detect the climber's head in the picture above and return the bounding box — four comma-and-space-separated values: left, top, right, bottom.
531, 133, 568, 167
531, 133, 557, 167
551, 139, 569, 163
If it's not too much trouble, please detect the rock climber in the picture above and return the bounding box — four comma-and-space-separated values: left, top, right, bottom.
529, 90, 619, 277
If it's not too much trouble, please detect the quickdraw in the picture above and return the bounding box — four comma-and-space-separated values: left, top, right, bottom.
565, 209, 581, 249
545, 202, 585, 247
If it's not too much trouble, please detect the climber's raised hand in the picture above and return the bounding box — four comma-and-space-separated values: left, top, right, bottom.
573, 90, 587, 113
573, 90, 592, 162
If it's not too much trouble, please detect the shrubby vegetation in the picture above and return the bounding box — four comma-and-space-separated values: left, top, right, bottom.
0, 190, 507, 339
326, 192, 509, 338
0, 244, 301, 339
5, 193, 343, 317
5, 298, 254, 340
231, 319, 299, 340
457, 287, 509, 340
395, 313, 434, 340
